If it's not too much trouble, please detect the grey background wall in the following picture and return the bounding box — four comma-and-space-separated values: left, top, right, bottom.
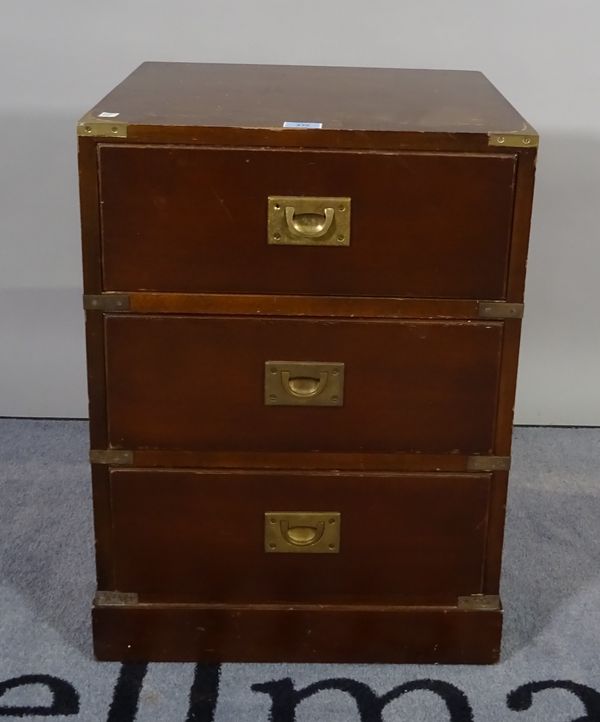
1, 0, 598, 423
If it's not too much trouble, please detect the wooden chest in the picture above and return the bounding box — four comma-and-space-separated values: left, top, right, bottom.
78, 62, 537, 663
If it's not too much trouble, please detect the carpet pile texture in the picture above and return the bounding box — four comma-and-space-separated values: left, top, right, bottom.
1, 419, 599, 721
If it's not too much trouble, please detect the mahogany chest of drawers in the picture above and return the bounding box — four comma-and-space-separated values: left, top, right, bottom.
78, 62, 537, 663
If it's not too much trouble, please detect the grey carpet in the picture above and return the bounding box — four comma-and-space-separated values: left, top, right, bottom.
1, 419, 600, 721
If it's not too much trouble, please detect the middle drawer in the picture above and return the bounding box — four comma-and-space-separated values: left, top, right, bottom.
105, 315, 503, 454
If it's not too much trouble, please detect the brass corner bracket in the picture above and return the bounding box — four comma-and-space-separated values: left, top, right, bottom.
458, 595, 501, 611
84, 294, 130, 312
488, 133, 538, 148
77, 119, 128, 139
466, 456, 511, 472
90, 449, 133, 466
95, 591, 139, 606
478, 302, 524, 320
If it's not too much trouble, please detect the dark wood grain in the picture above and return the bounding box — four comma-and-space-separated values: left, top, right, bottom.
125, 293, 488, 318
98, 450, 509, 472
507, 151, 538, 300
89, 128, 536, 154
84, 312, 107, 448
78, 62, 537, 663
483, 471, 509, 593
84, 62, 533, 137
99, 145, 516, 299
90, 465, 114, 589
77, 137, 102, 293
79, 137, 109, 449
108, 469, 491, 604
494, 319, 523, 456
93, 600, 502, 663
104, 315, 503, 454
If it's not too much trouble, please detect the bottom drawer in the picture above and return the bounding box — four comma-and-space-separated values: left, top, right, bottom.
107, 469, 491, 604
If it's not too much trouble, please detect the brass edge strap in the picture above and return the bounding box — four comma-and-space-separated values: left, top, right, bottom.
466, 456, 511, 471
77, 120, 128, 138
478, 302, 524, 319
457, 595, 501, 611
488, 133, 538, 148
84, 294, 130, 312
95, 591, 139, 606
90, 449, 134, 466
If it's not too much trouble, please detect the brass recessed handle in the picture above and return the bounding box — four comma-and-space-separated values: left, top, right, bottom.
284, 206, 334, 239
264, 361, 344, 406
280, 519, 325, 546
268, 196, 350, 246
265, 512, 341, 553
281, 371, 328, 398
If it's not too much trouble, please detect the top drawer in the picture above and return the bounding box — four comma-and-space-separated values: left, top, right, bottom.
99, 146, 516, 298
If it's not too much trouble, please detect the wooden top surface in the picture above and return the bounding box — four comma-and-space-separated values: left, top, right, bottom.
82, 62, 534, 137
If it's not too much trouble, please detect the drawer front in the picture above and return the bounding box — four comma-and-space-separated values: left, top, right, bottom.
105, 315, 503, 453
99, 145, 516, 298
109, 469, 491, 604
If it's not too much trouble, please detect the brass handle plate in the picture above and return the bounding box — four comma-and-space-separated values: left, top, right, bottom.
268, 196, 350, 246
264, 361, 344, 406
265, 512, 341, 553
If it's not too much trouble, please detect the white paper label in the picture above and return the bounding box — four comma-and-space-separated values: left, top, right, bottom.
283, 121, 323, 129
97, 112, 120, 118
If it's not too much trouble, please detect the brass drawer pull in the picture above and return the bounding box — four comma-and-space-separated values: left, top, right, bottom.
280, 519, 325, 546
265, 361, 344, 406
265, 512, 340, 553
280, 370, 328, 398
285, 206, 334, 239
268, 195, 350, 246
